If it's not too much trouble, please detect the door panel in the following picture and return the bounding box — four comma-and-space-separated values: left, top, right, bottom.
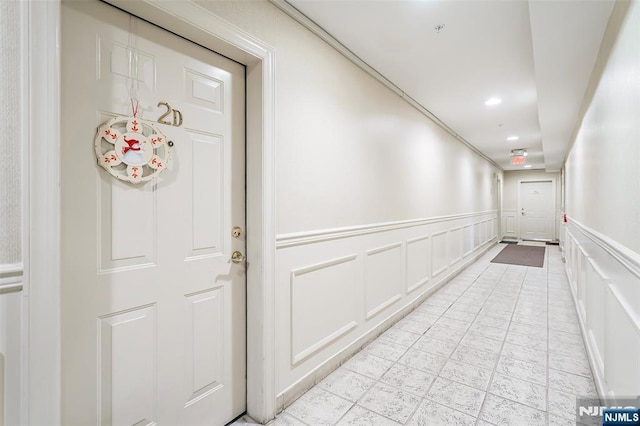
61, 1, 246, 424
519, 180, 554, 240
98, 305, 156, 426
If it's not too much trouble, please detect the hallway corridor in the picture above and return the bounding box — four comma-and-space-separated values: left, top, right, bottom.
238, 243, 597, 426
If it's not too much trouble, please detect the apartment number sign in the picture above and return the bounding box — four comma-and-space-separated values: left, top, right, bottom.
95, 114, 173, 184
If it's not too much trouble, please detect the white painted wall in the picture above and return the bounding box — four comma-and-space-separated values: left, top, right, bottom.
502, 170, 560, 240
565, 3, 640, 254
0, 0, 22, 267
195, 0, 499, 233
195, 0, 501, 405
0, 1, 24, 424
563, 0, 640, 402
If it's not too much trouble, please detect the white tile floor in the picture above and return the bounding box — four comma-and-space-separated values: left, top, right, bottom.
234, 243, 597, 426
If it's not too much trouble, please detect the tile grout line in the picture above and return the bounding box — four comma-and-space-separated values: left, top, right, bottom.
404, 254, 505, 424
402, 262, 488, 424
546, 248, 551, 426
412, 266, 485, 423
403, 274, 481, 424
489, 265, 550, 414
472, 263, 520, 425
398, 247, 506, 424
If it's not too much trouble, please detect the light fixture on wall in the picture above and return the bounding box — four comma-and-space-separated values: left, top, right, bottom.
485, 97, 502, 106
510, 148, 527, 165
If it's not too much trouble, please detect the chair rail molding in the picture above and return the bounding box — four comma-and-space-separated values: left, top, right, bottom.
276, 210, 498, 248
567, 217, 640, 279
0, 263, 23, 295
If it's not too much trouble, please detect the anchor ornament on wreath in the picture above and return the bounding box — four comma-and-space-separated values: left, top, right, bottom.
95, 103, 172, 184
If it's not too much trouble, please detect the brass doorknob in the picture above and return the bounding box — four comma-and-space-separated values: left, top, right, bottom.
229, 251, 245, 264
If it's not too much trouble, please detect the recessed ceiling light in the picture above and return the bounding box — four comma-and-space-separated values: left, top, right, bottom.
524, 165, 532, 168
484, 97, 502, 106
507, 136, 519, 141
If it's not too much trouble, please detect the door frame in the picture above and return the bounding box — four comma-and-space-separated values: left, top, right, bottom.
496, 174, 503, 241
25, 0, 277, 423
517, 178, 557, 241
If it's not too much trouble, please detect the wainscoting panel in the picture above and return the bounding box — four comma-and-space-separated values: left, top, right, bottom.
463, 225, 473, 257
482, 220, 490, 244
431, 231, 448, 277
491, 218, 497, 241
448, 227, 463, 266
605, 288, 640, 398
473, 222, 481, 249
290, 255, 358, 365
576, 245, 588, 320
585, 257, 606, 373
406, 235, 430, 294
364, 243, 403, 320
0, 265, 23, 426
502, 209, 517, 239
563, 219, 640, 402
274, 211, 498, 402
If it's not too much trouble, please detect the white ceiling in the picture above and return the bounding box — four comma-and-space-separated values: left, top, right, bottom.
285, 0, 614, 171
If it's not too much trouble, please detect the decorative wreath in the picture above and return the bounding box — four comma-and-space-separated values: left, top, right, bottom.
95, 116, 172, 184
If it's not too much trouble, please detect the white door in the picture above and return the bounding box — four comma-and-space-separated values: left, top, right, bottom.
519, 180, 555, 241
61, 1, 246, 425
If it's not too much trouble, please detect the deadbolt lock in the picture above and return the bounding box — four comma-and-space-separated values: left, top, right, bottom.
232, 226, 243, 238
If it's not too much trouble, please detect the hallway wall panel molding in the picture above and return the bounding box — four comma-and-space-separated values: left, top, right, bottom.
276, 210, 498, 248
0, 263, 23, 295
567, 218, 640, 280
268, 0, 502, 172
448, 227, 463, 266
289, 254, 358, 366
501, 209, 517, 239
275, 210, 498, 409
563, 219, 640, 402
